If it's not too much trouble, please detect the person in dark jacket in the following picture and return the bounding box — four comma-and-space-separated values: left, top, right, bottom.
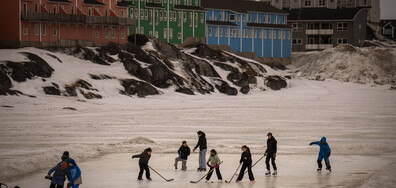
60, 151, 82, 188
193, 131, 207, 172
174, 141, 191, 171
236, 145, 255, 183
310, 137, 331, 171
265, 132, 277, 175
46, 161, 69, 188
132, 148, 152, 181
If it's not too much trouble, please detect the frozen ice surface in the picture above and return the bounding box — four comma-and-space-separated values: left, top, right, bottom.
1, 79, 396, 187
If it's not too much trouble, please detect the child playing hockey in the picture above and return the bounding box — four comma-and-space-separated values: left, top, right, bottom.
174, 141, 191, 171
265, 132, 278, 176
236, 145, 255, 183
132, 148, 152, 181
205, 149, 222, 182
46, 161, 69, 188
309, 137, 332, 172
66, 159, 82, 188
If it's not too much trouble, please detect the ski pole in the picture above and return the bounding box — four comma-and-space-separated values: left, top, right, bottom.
242, 154, 266, 175
190, 161, 223, 183
225, 163, 242, 183
148, 165, 174, 182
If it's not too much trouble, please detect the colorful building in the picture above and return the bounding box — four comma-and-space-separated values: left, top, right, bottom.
201, 0, 292, 59
0, 0, 135, 48
126, 0, 206, 44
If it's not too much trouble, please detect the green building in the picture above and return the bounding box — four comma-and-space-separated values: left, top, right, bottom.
127, 0, 206, 44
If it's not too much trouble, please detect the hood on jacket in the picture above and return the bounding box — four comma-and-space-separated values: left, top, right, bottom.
68, 158, 77, 167
321, 137, 327, 143
198, 131, 206, 138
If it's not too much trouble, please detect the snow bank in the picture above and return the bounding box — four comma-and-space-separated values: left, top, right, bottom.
291, 44, 396, 85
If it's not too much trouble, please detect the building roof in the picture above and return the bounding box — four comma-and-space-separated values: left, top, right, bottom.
173, 5, 206, 11
117, 1, 133, 7
83, 0, 105, 6
246, 23, 291, 29
380, 20, 396, 27
145, 3, 165, 8
206, 20, 238, 26
48, 0, 72, 3
201, 0, 285, 14
286, 8, 365, 21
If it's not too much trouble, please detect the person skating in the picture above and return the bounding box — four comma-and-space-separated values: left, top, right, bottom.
132, 148, 152, 181
61, 151, 82, 188
192, 131, 207, 172
205, 149, 222, 183
236, 145, 255, 183
309, 137, 332, 172
46, 161, 69, 188
265, 132, 277, 176
174, 141, 191, 171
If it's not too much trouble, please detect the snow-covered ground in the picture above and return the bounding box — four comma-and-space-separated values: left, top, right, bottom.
1, 78, 396, 187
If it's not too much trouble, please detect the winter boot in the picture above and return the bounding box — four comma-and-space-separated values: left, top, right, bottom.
147, 178, 152, 181
273, 170, 277, 175
317, 168, 322, 172
138, 178, 143, 181
265, 170, 271, 175
251, 180, 256, 183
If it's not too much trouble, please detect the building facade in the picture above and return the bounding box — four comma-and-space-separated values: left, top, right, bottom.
126, 0, 206, 44
201, 0, 292, 59
251, 0, 380, 24
379, 20, 396, 40
0, 0, 135, 48
287, 8, 367, 51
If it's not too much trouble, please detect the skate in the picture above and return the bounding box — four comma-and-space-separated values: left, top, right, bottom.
197, 168, 202, 172
218, 179, 223, 183
251, 180, 256, 183
265, 170, 271, 176
326, 167, 332, 172
147, 178, 152, 181
205, 180, 210, 183
236, 179, 240, 182
175, 166, 177, 170
137, 178, 143, 181
317, 168, 322, 172
272, 170, 277, 175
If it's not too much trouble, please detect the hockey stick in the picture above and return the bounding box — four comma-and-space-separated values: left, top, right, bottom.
148, 165, 174, 182
225, 163, 242, 183
240, 154, 266, 175
190, 161, 223, 183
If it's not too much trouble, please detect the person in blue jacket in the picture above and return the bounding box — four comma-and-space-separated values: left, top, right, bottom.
309, 137, 332, 171
66, 158, 82, 188
46, 161, 69, 188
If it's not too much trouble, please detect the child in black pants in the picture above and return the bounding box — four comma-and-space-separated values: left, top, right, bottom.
205, 149, 222, 182
236, 145, 255, 183
132, 148, 152, 181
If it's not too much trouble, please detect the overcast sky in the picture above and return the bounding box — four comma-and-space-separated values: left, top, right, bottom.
381, 0, 396, 19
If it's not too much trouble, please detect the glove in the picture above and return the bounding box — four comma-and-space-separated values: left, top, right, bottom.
67, 182, 72, 187
207, 162, 210, 167
45, 175, 52, 180
193, 149, 196, 152
273, 153, 276, 157
309, 142, 314, 146
215, 164, 219, 169
264, 153, 267, 157
132, 156, 136, 159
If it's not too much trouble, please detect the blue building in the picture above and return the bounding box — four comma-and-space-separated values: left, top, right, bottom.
201, 0, 291, 60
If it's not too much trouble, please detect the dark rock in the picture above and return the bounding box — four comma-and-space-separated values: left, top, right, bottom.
128, 34, 149, 46
63, 107, 77, 111
75, 79, 93, 90
152, 38, 181, 59
240, 86, 250, 94
43, 86, 61, 95
215, 80, 238, 95
214, 62, 238, 72
89, 74, 115, 80
79, 90, 102, 99
65, 86, 77, 97
265, 76, 287, 90
70, 47, 110, 65
120, 79, 159, 97
0, 69, 12, 90
47, 53, 62, 63
51, 82, 59, 88
1, 105, 14, 108
192, 43, 228, 62
390, 86, 396, 90
263, 62, 286, 70
99, 42, 122, 56
285, 75, 292, 79
176, 87, 195, 95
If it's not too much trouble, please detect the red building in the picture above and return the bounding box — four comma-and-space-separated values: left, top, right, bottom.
0, 0, 135, 48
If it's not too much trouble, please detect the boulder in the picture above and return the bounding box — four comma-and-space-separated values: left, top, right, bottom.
120, 79, 159, 97
0, 69, 12, 92
43, 86, 61, 95
80, 90, 102, 99
265, 76, 287, 90
176, 87, 195, 95
128, 34, 149, 46
215, 80, 238, 96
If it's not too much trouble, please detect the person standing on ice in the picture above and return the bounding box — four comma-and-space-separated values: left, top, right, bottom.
193, 131, 207, 172
174, 141, 191, 171
61, 151, 82, 188
265, 132, 277, 176
132, 148, 152, 181
236, 145, 255, 183
309, 137, 332, 172
205, 149, 222, 182
46, 161, 69, 188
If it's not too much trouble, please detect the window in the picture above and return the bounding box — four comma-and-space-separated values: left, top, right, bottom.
259, 30, 261, 39
183, 12, 187, 22
337, 38, 348, 44
155, 31, 159, 38
319, 0, 326, 6
304, 0, 311, 6
195, 0, 198, 6
292, 23, 302, 30
219, 12, 222, 21
224, 12, 228, 21
195, 13, 198, 27
273, 30, 276, 39
23, 28, 28, 35
288, 31, 291, 40
121, 32, 125, 39
292, 38, 302, 45
219, 28, 223, 37
23, 3, 27, 13
160, 11, 163, 21
149, 31, 153, 37
264, 30, 267, 39
255, 30, 257, 38
189, 12, 193, 27
209, 27, 212, 37
42, 25, 46, 36
53, 5, 57, 13
361, 0, 367, 6
140, 27, 144, 35
112, 28, 115, 39
54, 29, 57, 36
283, 31, 286, 39
170, 28, 173, 39
145, 9, 148, 20
156, 10, 159, 25
201, 13, 204, 23
177, 32, 181, 40
234, 28, 237, 38
268, 15, 271, 23
35, 3, 38, 12
149, 10, 153, 25
88, 8, 92, 16
231, 28, 234, 37
178, 12, 181, 26
164, 28, 167, 39
105, 28, 109, 37
237, 28, 240, 37
337, 22, 348, 31
229, 14, 236, 22
226, 28, 229, 37
95, 31, 99, 38
278, 30, 281, 39
164, 10, 167, 20
130, 9, 134, 18
359, 24, 362, 29
71, 6, 74, 15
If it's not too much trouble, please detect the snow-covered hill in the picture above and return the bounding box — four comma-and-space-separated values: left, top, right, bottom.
0, 38, 288, 99
291, 44, 396, 85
